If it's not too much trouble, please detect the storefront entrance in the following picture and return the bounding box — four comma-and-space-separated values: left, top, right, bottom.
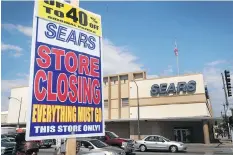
174, 128, 191, 143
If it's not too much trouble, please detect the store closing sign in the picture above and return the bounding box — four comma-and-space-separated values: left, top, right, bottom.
26, 0, 104, 140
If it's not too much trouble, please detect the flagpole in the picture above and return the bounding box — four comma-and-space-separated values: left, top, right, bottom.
176, 55, 179, 76
174, 39, 179, 76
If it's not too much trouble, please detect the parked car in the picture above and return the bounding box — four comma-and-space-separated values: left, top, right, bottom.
77, 138, 126, 155
39, 139, 53, 148
1, 134, 15, 142
134, 135, 187, 153
59, 138, 125, 155
90, 131, 134, 154
52, 139, 56, 145
1, 138, 15, 155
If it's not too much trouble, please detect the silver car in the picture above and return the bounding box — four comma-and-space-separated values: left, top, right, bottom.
134, 135, 187, 153
77, 138, 126, 155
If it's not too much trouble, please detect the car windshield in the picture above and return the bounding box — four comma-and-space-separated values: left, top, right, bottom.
106, 132, 119, 139
1, 134, 8, 139
90, 139, 108, 148
2, 138, 11, 143
161, 136, 171, 142
44, 139, 53, 142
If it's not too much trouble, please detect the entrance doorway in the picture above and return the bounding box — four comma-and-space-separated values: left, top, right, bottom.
174, 128, 191, 143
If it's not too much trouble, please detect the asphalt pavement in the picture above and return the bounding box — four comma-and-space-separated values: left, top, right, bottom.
38, 145, 233, 155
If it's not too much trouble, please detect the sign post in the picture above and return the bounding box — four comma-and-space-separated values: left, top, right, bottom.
26, 0, 104, 151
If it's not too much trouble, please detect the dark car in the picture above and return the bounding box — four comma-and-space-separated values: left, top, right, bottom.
39, 139, 53, 148
90, 131, 134, 154
1, 138, 16, 155
1, 134, 16, 143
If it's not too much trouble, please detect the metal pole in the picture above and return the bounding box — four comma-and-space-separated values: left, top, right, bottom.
17, 97, 23, 128
174, 40, 179, 76
221, 73, 229, 106
221, 73, 231, 139
176, 55, 179, 76
223, 104, 231, 139
133, 80, 140, 140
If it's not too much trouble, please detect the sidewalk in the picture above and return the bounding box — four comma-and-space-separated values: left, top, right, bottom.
185, 143, 233, 147
186, 143, 233, 154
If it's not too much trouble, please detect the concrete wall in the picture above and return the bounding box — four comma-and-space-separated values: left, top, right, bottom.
130, 74, 205, 98
130, 103, 211, 119
104, 71, 146, 120
105, 122, 130, 138
7, 87, 28, 124
129, 74, 211, 119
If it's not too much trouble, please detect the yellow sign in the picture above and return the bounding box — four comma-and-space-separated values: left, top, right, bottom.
38, 0, 102, 37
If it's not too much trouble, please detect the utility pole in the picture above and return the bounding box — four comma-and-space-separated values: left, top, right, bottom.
132, 80, 141, 140
222, 104, 231, 139
221, 72, 231, 139
221, 73, 229, 106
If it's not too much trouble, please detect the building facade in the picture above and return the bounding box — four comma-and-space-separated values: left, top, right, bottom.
1, 111, 8, 123
6, 71, 213, 143
102, 71, 213, 144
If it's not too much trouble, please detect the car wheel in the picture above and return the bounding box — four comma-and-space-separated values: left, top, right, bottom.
169, 145, 178, 153
139, 144, 147, 152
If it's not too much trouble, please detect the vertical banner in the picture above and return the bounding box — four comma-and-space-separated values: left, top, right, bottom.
26, 0, 104, 140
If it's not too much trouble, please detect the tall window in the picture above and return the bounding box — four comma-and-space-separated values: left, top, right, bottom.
104, 100, 108, 108
122, 98, 129, 107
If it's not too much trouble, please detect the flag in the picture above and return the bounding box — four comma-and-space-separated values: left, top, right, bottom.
174, 41, 178, 56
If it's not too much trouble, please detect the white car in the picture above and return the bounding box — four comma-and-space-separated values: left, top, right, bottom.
134, 135, 187, 153
77, 138, 125, 155
59, 138, 125, 155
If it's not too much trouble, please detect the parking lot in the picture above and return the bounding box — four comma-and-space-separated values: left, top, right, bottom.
38, 145, 233, 155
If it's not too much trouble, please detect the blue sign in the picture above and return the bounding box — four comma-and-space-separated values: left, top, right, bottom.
26, 1, 104, 140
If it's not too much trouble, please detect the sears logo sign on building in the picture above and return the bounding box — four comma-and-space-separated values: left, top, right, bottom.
26, 0, 104, 140
150, 81, 196, 96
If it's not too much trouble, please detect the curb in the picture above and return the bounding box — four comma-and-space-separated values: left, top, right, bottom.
185, 143, 233, 147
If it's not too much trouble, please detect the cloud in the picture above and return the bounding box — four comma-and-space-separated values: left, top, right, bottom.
2, 24, 32, 37
161, 65, 173, 76
203, 61, 233, 116
12, 52, 24, 57
206, 60, 226, 66
1, 73, 29, 111
147, 74, 159, 79
102, 39, 143, 75
16, 73, 29, 78
1, 43, 22, 52
1, 42, 23, 57
1, 93, 10, 111
1, 78, 29, 93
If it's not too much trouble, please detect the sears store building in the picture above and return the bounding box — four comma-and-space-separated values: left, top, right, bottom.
102, 71, 213, 144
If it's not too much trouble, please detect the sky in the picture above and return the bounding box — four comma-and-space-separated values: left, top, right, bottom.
1, 1, 233, 116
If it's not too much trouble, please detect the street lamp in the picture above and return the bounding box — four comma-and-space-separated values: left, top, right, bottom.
8, 97, 22, 128
131, 80, 140, 140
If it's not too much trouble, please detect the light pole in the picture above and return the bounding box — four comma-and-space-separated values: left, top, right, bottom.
8, 97, 22, 128
132, 80, 140, 140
